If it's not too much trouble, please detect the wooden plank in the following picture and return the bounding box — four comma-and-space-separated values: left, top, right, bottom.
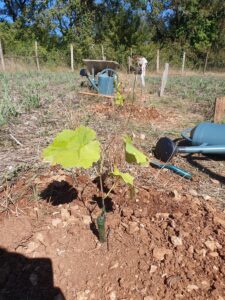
214, 97, 225, 123
159, 63, 169, 97
0, 40, 5, 71
78, 91, 114, 99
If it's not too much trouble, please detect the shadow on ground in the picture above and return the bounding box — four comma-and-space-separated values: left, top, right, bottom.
40, 180, 78, 206
0, 247, 65, 300
186, 155, 225, 185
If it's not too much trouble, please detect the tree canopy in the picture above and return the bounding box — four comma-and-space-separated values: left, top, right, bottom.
0, 0, 224, 68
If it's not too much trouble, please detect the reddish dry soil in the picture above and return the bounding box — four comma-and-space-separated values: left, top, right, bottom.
89, 103, 160, 123
0, 169, 225, 300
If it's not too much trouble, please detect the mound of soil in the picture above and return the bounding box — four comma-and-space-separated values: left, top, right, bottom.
89, 103, 160, 123
1, 170, 225, 300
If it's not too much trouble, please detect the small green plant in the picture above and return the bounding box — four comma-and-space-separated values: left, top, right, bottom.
43, 125, 147, 243
115, 82, 125, 106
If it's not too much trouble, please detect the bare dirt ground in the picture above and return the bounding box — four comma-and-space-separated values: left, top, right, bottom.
0, 72, 225, 300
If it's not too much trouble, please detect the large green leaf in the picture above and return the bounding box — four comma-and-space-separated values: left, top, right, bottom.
123, 135, 148, 165
111, 166, 134, 186
43, 126, 101, 169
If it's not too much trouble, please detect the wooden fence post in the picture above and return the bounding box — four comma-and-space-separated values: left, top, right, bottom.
214, 97, 225, 123
181, 51, 186, 74
101, 45, 106, 60
128, 56, 131, 73
203, 51, 209, 74
0, 40, 5, 71
159, 63, 169, 97
35, 41, 40, 71
70, 44, 74, 71
156, 49, 160, 73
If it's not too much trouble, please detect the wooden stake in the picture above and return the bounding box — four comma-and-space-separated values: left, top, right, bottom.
70, 44, 74, 71
214, 97, 225, 123
128, 56, 131, 73
35, 41, 40, 71
181, 51, 186, 74
203, 51, 209, 74
101, 45, 106, 60
159, 63, 169, 97
78, 91, 114, 99
0, 40, 5, 71
156, 49, 159, 73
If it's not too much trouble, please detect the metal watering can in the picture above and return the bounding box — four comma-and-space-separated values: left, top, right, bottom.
80, 68, 118, 96
155, 122, 225, 162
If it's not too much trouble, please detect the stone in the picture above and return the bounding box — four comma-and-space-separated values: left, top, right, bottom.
122, 207, 133, 218
140, 134, 146, 140
26, 241, 39, 254
202, 194, 211, 201
35, 233, 45, 244
149, 265, 157, 274
170, 236, 183, 246
109, 261, 119, 270
61, 208, 70, 220
82, 215, 92, 225
153, 247, 172, 261
128, 221, 139, 234
77, 290, 90, 300
189, 189, 198, 197
52, 218, 62, 227
213, 216, 225, 228
188, 246, 194, 254
171, 190, 181, 200
187, 285, 199, 292
144, 297, 154, 300
109, 291, 117, 300
204, 240, 216, 252
209, 252, 219, 257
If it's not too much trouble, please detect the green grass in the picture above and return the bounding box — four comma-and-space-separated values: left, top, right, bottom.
0, 71, 224, 125
0, 71, 79, 125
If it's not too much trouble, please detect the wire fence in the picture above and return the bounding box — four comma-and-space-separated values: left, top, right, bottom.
0, 40, 225, 74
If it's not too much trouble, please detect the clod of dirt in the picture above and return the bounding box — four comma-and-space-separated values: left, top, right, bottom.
26, 241, 39, 254
189, 189, 198, 197
0, 217, 32, 250
153, 247, 172, 261
209, 252, 219, 257
52, 218, 62, 227
109, 290, 117, 300
60, 208, 71, 220
128, 221, 139, 234
214, 216, 225, 228
122, 207, 133, 218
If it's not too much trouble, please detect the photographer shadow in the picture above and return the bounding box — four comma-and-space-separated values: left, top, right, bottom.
0, 247, 65, 300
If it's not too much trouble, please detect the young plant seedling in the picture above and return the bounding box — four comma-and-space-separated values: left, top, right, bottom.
42, 126, 139, 243
115, 82, 125, 106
